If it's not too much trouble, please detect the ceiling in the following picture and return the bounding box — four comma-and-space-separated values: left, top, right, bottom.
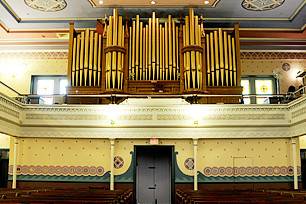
0, 0, 305, 50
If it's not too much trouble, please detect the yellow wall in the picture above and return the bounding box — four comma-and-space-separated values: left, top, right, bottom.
197, 138, 299, 169
0, 51, 67, 97
9, 137, 300, 178
0, 133, 10, 149
241, 59, 305, 94
299, 136, 306, 149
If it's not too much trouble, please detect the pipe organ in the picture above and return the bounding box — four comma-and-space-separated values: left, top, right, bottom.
67, 9, 242, 104
129, 13, 180, 81
70, 28, 102, 87
206, 29, 238, 87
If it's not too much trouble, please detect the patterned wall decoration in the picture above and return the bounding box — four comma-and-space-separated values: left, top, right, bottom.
242, 0, 285, 11
184, 158, 194, 170
203, 166, 301, 177
24, 0, 67, 12
114, 156, 124, 169
0, 51, 68, 60
241, 52, 306, 60
9, 165, 105, 176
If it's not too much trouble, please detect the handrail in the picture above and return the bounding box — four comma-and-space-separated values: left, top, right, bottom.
0, 81, 26, 96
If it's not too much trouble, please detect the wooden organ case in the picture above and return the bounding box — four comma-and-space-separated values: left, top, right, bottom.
67, 9, 242, 104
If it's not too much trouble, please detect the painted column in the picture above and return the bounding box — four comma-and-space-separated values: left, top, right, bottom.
12, 137, 19, 189
291, 138, 298, 190
110, 138, 115, 191
193, 138, 198, 191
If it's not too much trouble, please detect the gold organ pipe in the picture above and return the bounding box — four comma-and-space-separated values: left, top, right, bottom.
106, 18, 112, 89
97, 34, 102, 86
206, 34, 210, 86
189, 10, 196, 89
156, 18, 160, 80
129, 27, 132, 80
72, 37, 76, 86
161, 27, 165, 80
89, 30, 94, 86
148, 18, 152, 80
218, 28, 224, 86
111, 12, 117, 89
159, 25, 163, 80
121, 25, 124, 89
176, 26, 179, 81
165, 22, 168, 80
132, 21, 136, 80
93, 33, 98, 86
117, 16, 123, 88
143, 27, 146, 80
195, 16, 200, 88
210, 33, 215, 86
145, 25, 149, 80
139, 22, 143, 81
172, 20, 176, 80
80, 31, 85, 86
76, 34, 80, 86
223, 31, 228, 86
152, 13, 156, 80
84, 29, 89, 86
214, 31, 219, 86
228, 35, 232, 86
185, 16, 190, 89
198, 23, 203, 89
232, 37, 237, 86
135, 15, 140, 80
168, 15, 172, 80
183, 25, 186, 87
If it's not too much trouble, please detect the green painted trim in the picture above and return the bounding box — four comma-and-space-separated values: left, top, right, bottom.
114, 151, 134, 183
174, 152, 193, 183
8, 172, 110, 183
197, 172, 301, 183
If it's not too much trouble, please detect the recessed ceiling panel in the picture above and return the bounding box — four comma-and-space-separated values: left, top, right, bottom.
89, 0, 220, 7
24, 0, 67, 12
242, 0, 285, 11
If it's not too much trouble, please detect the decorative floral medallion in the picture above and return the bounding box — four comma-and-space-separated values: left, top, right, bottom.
242, 0, 285, 11
184, 158, 194, 170
24, 0, 67, 12
114, 156, 124, 169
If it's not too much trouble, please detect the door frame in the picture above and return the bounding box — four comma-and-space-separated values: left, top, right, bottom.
133, 145, 175, 204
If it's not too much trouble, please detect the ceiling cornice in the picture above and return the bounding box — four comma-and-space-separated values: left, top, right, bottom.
0, 0, 305, 28
87, 0, 222, 8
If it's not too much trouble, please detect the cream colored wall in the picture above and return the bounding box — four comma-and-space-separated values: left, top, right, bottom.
9, 137, 300, 177
197, 138, 300, 171
241, 59, 305, 94
9, 138, 110, 172
0, 133, 10, 149
299, 136, 306, 149
0, 51, 67, 97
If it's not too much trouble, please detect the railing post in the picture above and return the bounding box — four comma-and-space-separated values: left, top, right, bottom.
12, 137, 19, 189
110, 138, 115, 190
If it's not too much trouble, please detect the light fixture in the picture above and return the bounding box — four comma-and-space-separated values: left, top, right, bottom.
99, 0, 103, 5
151, 0, 156, 5
204, 0, 209, 5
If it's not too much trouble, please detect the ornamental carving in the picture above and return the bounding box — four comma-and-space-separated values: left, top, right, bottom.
242, 0, 285, 11
24, 0, 67, 12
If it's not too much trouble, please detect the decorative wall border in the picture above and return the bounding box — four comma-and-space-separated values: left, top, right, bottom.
8, 165, 105, 176
203, 166, 301, 177
241, 52, 306, 60
0, 51, 68, 60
